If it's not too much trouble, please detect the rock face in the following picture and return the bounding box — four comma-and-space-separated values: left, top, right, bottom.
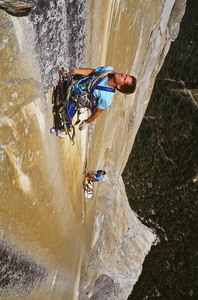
79, 178, 157, 300
0, 0, 186, 299
0, 0, 37, 15
90, 275, 115, 300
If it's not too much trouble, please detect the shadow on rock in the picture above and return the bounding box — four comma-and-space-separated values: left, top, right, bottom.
0, 239, 48, 296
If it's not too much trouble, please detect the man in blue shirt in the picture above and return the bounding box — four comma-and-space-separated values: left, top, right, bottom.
83, 170, 106, 199
93, 170, 106, 181
61, 66, 137, 130
85, 170, 106, 183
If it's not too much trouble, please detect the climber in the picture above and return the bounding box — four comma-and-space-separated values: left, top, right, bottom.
86, 170, 106, 182
60, 66, 137, 131
84, 170, 106, 192
83, 169, 106, 199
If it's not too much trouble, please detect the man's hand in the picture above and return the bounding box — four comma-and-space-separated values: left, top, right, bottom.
79, 120, 88, 131
60, 67, 75, 77
79, 107, 104, 131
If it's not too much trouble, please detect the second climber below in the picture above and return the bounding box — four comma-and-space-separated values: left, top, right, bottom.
85, 170, 106, 184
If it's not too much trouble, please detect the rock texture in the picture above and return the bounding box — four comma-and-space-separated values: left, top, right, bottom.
90, 275, 115, 300
0, 0, 186, 299
0, 0, 37, 15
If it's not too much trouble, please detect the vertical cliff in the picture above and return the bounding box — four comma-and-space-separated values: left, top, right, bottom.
0, 0, 186, 299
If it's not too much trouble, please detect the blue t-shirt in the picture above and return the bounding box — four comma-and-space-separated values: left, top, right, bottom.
94, 171, 105, 181
74, 66, 115, 110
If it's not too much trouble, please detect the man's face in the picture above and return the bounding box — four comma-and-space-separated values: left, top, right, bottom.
114, 73, 133, 87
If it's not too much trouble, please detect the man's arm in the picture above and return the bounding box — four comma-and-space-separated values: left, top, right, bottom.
85, 107, 104, 123
61, 67, 95, 77
79, 107, 104, 130
75, 68, 95, 76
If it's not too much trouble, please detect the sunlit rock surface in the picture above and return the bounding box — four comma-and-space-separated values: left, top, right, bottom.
0, 0, 186, 299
